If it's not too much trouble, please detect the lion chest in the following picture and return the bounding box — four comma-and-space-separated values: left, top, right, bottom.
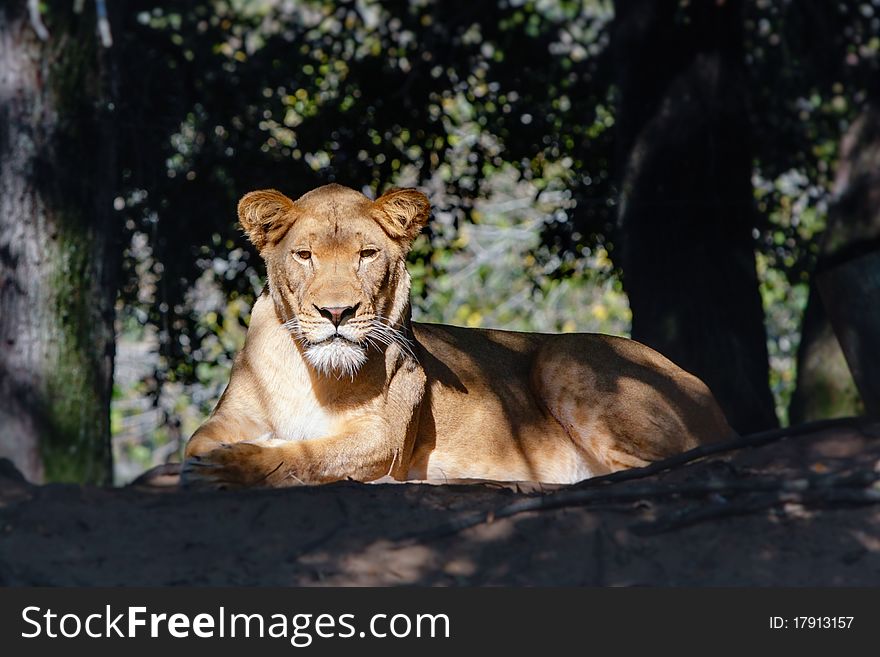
257, 366, 338, 442
269, 395, 335, 442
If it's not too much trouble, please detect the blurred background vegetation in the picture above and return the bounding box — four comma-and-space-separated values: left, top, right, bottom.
1, 0, 878, 484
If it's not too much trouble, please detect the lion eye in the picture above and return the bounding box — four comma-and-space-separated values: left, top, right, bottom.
294, 250, 312, 261
360, 248, 378, 259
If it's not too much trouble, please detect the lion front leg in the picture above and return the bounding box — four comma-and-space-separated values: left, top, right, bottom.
181, 362, 425, 490
182, 429, 403, 489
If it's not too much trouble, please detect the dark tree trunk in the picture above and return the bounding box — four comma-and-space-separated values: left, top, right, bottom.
789, 103, 880, 422
612, 0, 777, 433
788, 288, 861, 423
0, 2, 118, 483
816, 250, 880, 417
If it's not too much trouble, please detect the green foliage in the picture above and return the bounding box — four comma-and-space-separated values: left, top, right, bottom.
755, 252, 808, 425
412, 164, 630, 334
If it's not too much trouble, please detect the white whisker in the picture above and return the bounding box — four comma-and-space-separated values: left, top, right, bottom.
367, 317, 417, 362
279, 307, 417, 378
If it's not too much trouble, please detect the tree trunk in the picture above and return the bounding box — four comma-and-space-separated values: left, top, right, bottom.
0, 2, 117, 483
816, 250, 880, 416
789, 103, 880, 423
613, 0, 777, 433
788, 287, 862, 423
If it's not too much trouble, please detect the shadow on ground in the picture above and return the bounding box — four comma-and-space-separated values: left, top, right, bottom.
1, 421, 879, 586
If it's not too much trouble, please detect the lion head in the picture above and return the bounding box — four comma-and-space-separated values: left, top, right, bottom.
237, 183, 430, 377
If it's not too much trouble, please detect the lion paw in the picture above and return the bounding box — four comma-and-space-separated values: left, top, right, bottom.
180, 442, 292, 490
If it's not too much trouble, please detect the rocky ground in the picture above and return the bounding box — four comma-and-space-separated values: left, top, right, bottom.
1, 418, 879, 586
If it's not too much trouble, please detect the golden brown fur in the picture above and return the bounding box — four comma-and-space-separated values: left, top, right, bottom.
181, 184, 733, 488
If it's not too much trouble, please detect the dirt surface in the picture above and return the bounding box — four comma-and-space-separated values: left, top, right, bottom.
1, 420, 880, 586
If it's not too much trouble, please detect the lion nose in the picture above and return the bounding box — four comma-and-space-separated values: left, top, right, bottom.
316, 303, 359, 328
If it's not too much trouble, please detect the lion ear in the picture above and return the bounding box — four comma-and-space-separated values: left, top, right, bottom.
373, 188, 431, 242
237, 189, 296, 251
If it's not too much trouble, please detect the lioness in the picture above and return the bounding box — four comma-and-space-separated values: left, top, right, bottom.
182, 184, 732, 488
